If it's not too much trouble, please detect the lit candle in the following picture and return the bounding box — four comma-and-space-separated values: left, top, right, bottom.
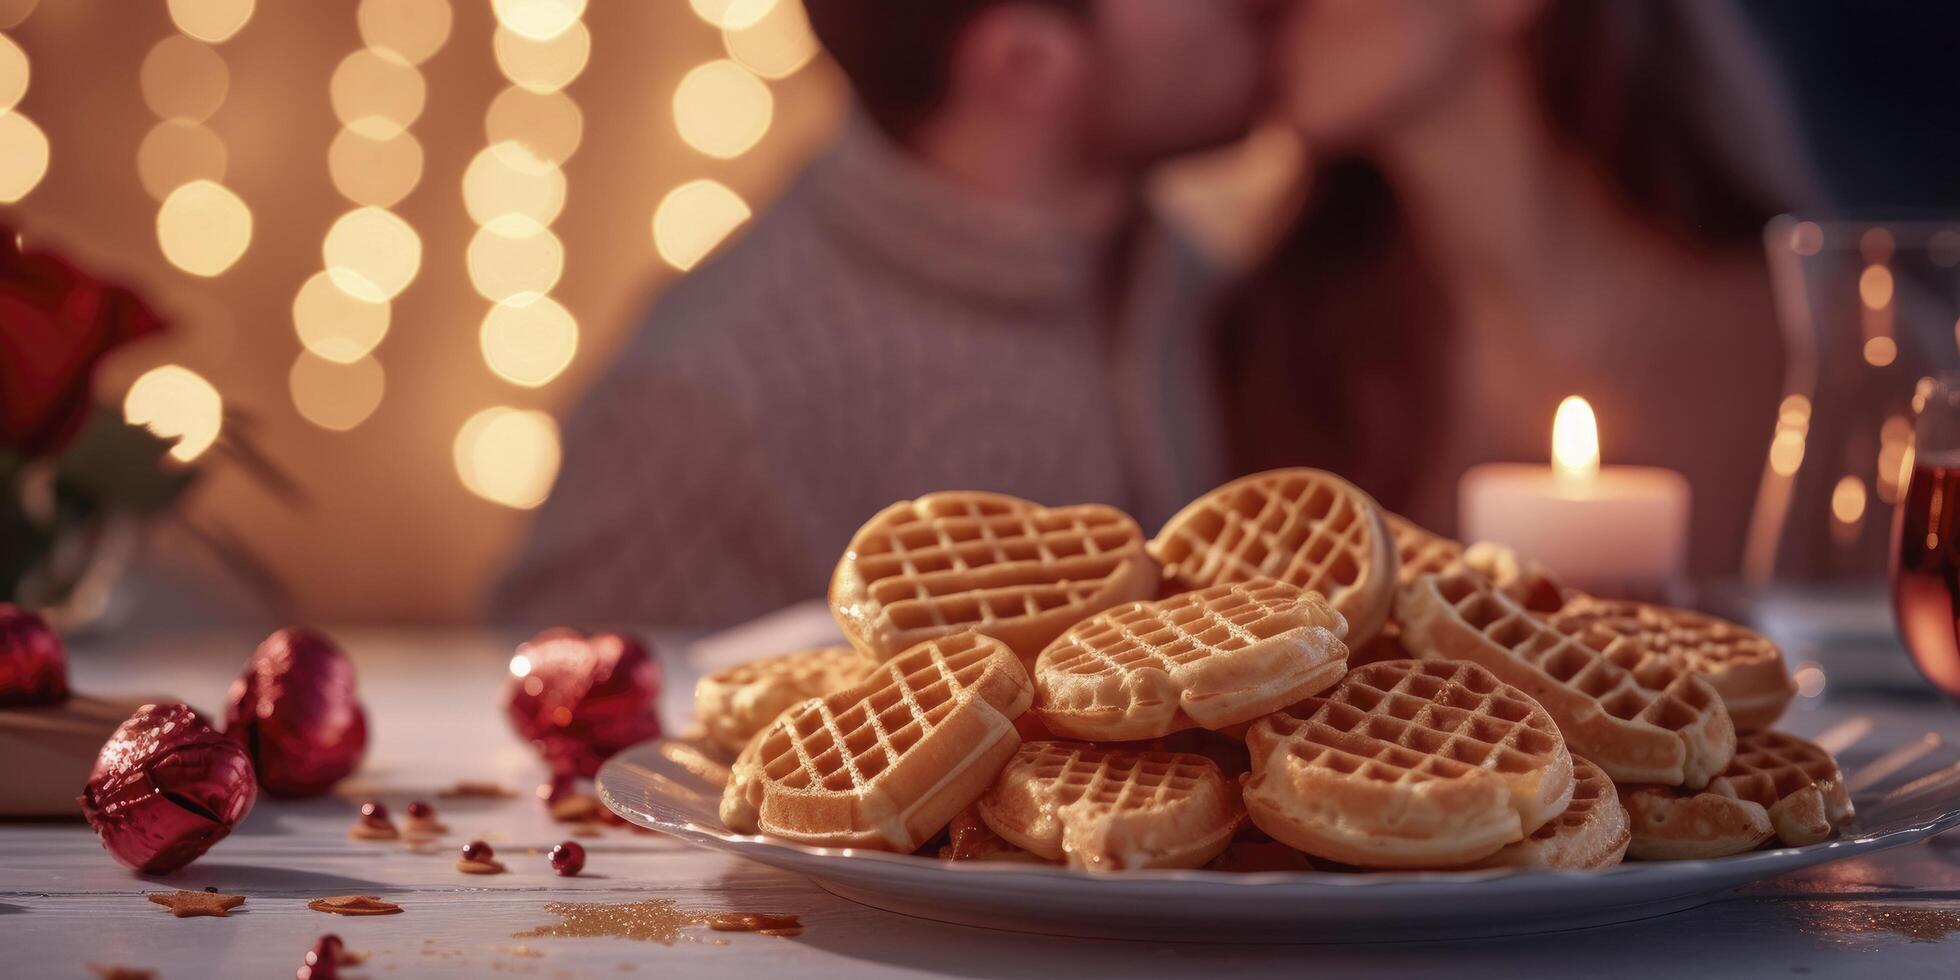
1459, 396, 1691, 596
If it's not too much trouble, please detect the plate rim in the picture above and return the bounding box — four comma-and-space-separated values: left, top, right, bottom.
597, 737, 1960, 891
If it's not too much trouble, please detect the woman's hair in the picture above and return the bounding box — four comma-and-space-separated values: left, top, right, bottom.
1217, 0, 1817, 510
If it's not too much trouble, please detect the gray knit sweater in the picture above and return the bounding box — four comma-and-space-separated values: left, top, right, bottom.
492, 118, 1225, 629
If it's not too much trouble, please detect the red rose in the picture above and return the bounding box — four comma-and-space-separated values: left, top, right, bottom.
0, 226, 167, 456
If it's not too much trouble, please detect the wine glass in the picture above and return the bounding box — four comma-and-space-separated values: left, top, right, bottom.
1890, 373, 1960, 699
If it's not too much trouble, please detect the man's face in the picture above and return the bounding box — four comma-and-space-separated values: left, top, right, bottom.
1084, 0, 1280, 164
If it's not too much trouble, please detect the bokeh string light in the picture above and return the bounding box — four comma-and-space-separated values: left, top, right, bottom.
653, 179, 751, 271
124, 364, 224, 463
0, 12, 48, 202
293, 0, 447, 433
455, 0, 587, 508
720, 0, 818, 80
144, 11, 252, 277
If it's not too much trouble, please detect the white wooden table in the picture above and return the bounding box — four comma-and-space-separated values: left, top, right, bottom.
4, 618, 1960, 979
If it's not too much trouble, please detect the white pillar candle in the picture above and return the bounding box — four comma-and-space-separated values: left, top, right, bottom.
1459, 397, 1691, 595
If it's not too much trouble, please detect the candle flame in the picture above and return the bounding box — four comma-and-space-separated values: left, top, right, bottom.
1552, 395, 1600, 481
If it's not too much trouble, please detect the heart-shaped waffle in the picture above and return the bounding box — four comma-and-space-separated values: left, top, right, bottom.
720, 632, 1032, 850
1620, 729, 1852, 859
830, 492, 1160, 664
1469, 755, 1628, 869
1397, 568, 1735, 788
977, 741, 1241, 871
1242, 659, 1575, 868
694, 646, 875, 753
1550, 597, 1796, 731
1031, 579, 1349, 741
1149, 469, 1397, 646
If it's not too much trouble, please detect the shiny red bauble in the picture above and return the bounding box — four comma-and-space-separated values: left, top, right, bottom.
0, 603, 66, 707
225, 628, 368, 797
548, 840, 585, 876
503, 629, 661, 778
80, 703, 257, 874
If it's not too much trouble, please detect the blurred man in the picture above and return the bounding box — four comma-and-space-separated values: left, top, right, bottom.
495, 0, 1276, 628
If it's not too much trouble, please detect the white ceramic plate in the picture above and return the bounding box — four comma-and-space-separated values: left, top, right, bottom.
597, 725, 1960, 942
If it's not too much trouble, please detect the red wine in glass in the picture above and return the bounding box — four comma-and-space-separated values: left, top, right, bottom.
1891, 451, 1960, 698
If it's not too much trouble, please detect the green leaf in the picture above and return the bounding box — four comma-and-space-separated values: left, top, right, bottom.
53, 406, 194, 514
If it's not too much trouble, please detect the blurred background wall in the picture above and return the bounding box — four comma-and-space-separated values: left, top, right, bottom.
0, 0, 1954, 627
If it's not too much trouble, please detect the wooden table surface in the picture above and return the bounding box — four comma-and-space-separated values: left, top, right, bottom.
4, 616, 1960, 979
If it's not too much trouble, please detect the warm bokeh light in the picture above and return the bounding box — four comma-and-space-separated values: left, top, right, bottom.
1859, 226, 1894, 264
0, 109, 48, 202
468, 215, 564, 305
137, 120, 228, 200
123, 364, 224, 463
0, 0, 36, 30
1551, 395, 1600, 482
1859, 264, 1894, 311
485, 87, 583, 165
293, 270, 391, 363
463, 140, 566, 227
330, 47, 425, 139
156, 179, 253, 276
492, 21, 589, 93
0, 33, 26, 112
1831, 474, 1867, 526
454, 406, 562, 509
1879, 414, 1914, 505
140, 35, 230, 123
357, 0, 453, 65
167, 0, 255, 44
323, 206, 422, 302
480, 295, 578, 387
722, 0, 818, 79
329, 127, 423, 207
652, 179, 751, 271
690, 0, 776, 30
673, 59, 773, 159
1788, 220, 1823, 257
491, 0, 585, 41
1863, 335, 1898, 368
1768, 427, 1805, 477
289, 351, 385, 431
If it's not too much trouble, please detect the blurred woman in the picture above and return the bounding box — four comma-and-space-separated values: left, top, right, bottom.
1222, 0, 1817, 573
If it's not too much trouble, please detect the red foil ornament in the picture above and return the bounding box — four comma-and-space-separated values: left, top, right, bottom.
504, 629, 662, 778
225, 628, 368, 797
80, 702, 256, 874
0, 603, 67, 707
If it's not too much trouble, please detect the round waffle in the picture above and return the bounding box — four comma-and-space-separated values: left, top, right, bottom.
694, 645, 874, 753
1469, 755, 1629, 869
1242, 659, 1575, 869
1149, 469, 1398, 646
720, 632, 1033, 851
977, 741, 1240, 871
1621, 729, 1853, 859
1397, 568, 1735, 788
1031, 579, 1349, 741
830, 492, 1160, 665
1550, 597, 1796, 731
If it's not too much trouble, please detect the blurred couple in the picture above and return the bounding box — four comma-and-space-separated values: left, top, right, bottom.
498, 0, 1815, 629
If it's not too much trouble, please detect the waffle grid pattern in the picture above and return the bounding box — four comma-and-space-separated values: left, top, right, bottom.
1531, 756, 1614, 840
1041, 580, 1316, 678
710, 646, 867, 690
852, 495, 1145, 632
1429, 570, 1718, 731
1152, 472, 1373, 598
753, 633, 1001, 793
1276, 661, 1564, 786
1552, 599, 1781, 679
1713, 730, 1838, 810
1015, 742, 1215, 813
1387, 513, 1464, 587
